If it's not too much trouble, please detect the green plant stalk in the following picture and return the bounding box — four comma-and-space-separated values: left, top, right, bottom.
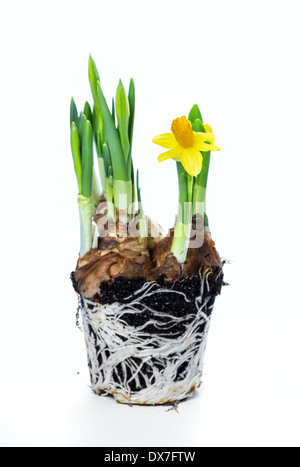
96, 81, 128, 182
78, 118, 94, 256
128, 79, 135, 159
171, 164, 194, 263
191, 116, 211, 228
193, 150, 211, 229
103, 141, 115, 219
128, 79, 136, 217
116, 80, 130, 165
92, 109, 106, 194
193, 151, 210, 214
81, 119, 93, 198
171, 222, 190, 263
96, 81, 133, 219
70, 122, 82, 193
77, 194, 93, 257
102, 143, 114, 212
113, 179, 132, 223
106, 176, 116, 221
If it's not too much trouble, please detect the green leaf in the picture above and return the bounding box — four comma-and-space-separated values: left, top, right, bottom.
97, 81, 129, 181
92, 104, 99, 134
88, 55, 103, 139
84, 101, 93, 123
128, 78, 135, 157
178, 171, 188, 224
178, 169, 188, 205
80, 114, 87, 153
127, 79, 136, 189
77, 111, 83, 136
81, 119, 93, 198
112, 97, 115, 125
192, 118, 205, 133
103, 143, 112, 179
70, 97, 79, 130
92, 105, 102, 157
95, 131, 102, 158
188, 104, 203, 124
70, 122, 82, 193
116, 79, 130, 164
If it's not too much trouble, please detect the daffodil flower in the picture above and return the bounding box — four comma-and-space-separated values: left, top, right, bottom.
153, 116, 220, 177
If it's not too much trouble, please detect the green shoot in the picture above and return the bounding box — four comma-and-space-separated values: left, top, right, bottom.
188, 104, 203, 124
70, 122, 82, 193
116, 79, 131, 166
189, 107, 211, 229
112, 97, 115, 125
128, 79, 135, 159
70, 97, 79, 129
171, 163, 193, 263
192, 118, 205, 133
88, 55, 103, 140
70, 98, 94, 258
81, 118, 93, 199
96, 81, 128, 182
84, 101, 93, 124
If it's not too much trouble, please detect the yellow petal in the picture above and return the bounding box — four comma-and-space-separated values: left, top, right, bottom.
153, 133, 177, 149
203, 123, 213, 133
193, 131, 215, 145
197, 142, 221, 152
157, 145, 183, 162
203, 124, 215, 144
181, 148, 203, 177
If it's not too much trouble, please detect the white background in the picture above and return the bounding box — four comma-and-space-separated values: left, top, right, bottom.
0, 0, 300, 447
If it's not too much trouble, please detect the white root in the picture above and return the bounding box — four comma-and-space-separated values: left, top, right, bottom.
78, 272, 217, 405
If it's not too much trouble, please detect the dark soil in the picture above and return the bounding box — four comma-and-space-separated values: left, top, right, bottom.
71, 268, 224, 333
71, 268, 225, 394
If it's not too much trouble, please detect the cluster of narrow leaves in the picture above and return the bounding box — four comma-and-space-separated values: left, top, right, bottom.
70, 56, 147, 257
70, 99, 94, 199
70, 56, 140, 212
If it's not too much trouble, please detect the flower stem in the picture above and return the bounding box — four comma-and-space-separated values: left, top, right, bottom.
191, 115, 211, 230
171, 222, 190, 263
171, 164, 193, 263
193, 150, 211, 229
